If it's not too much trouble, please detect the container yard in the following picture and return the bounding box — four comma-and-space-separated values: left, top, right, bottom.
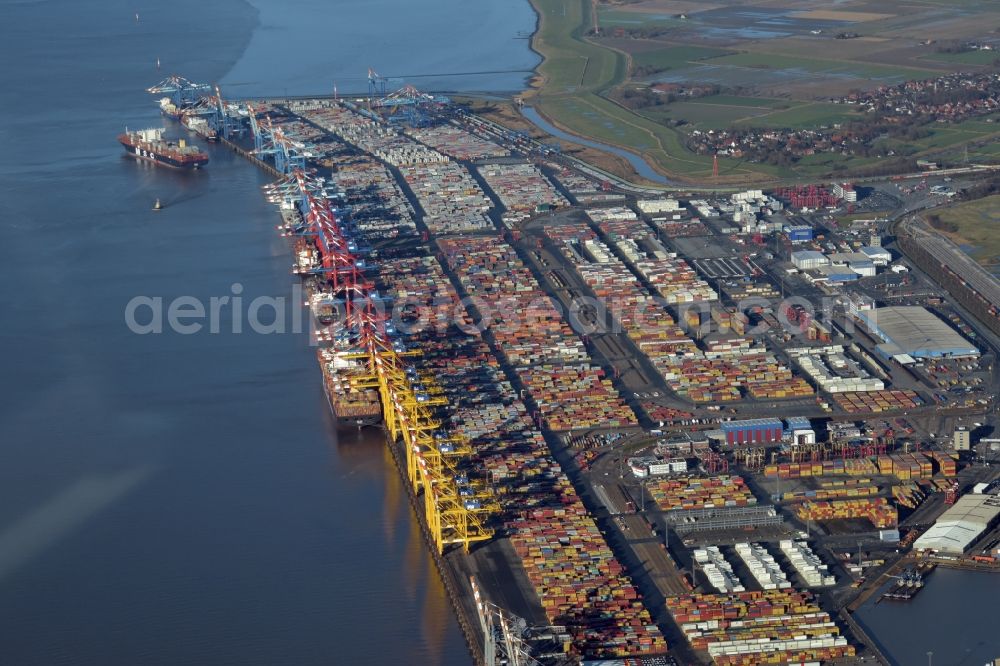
666, 590, 855, 665
405, 122, 509, 161
779, 541, 836, 588
476, 162, 568, 227
234, 98, 670, 663
764, 459, 880, 478
733, 543, 791, 590
832, 389, 923, 413
794, 498, 898, 529
694, 546, 745, 594
649, 476, 757, 512
165, 77, 1000, 665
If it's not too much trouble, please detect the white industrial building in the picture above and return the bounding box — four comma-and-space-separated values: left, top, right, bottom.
913, 494, 1000, 554
846, 293, 876, 317
859, 306, 981, 360
827, 251, 870, 265
791, 250, 829, 270
833, 183, 857, 202
637, 198, 681, 214
629, 456, 687, 477
850, 260, 877, 278
788, 346, 885, 393
860, 246, 892, 266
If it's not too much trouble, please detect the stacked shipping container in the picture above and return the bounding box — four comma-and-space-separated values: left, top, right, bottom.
666, 590, 855, 664
649, 476, 757, 511
794, 498, 897, 528
309, 103, 665, 659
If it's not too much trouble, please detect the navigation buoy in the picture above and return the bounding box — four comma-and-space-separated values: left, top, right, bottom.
153, 198, 162, 210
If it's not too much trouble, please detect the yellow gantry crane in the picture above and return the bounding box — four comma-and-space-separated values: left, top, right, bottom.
271, 168, 499, 555
345, 318, 498, 554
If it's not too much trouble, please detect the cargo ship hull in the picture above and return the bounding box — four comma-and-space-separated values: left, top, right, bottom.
121, 143, 208, 169
318, 349, 382, 430
322, 373, 382, 429
118, 129, 209, 170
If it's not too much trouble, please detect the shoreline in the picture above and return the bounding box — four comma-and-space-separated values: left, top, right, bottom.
518, 0, 700, 187
218, 130, 486, 666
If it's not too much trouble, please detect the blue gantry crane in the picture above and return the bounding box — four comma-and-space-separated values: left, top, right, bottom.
146, 75, 212, 107
246, 105, 308, 174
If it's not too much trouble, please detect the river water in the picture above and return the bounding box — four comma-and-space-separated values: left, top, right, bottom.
0, 0, 535, 663
853, 568, 1000, 666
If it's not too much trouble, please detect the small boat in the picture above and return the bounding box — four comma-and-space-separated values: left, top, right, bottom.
153, 198, 162, 210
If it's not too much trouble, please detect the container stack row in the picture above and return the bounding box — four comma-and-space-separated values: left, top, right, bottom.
398, 160, 495, 234
304, 105, 423, 159
437, 238, 638, 428
542, 224, 808, 403
405, 122, 509, 161
648, 475, 757, 511
586, 215, 718, 304
694, 546, 745, 594
733, 543, 791, 590
354, 201, 663, 661
763, 459, 878, 478
665, 590, 855, 665
519, 364, 638, 431
542, 224, 699, 371
832, 389, 922, 413
661, 354, 811, 403
510, 504, 666, 657
476, 162, 568, 226
779, 541, 836, 588
302, 104, 494, 233
876, 453, 934, 480
926, 450, 958, 476
437, 236, 590, 366
779, 485, 879, 502
323, 154, 419, 240
794, 497, 897, 529
544, 162, 603, 196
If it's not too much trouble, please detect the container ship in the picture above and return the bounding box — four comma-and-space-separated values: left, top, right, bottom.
119, 128, 209, 169
318, 347, 382, 429
181, 114, 219, 142
309, 291, 337, 326
158, 97, 183, 120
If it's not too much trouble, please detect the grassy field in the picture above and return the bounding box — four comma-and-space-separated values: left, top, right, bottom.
632, 46, 733, 71
691, 95, 791, 109
524, 0, 999, 185
639, 102, 774, 128
596, 8, 685, 29
922, 50, 1000, 66
703, 52, 939, 80
931, 196, 1000, 264
734, 102, 861, 129
531, 0, 625, 93
529, 0, 781, 183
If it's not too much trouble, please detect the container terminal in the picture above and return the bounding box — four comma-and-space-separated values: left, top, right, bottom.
144, 75, 1000, 665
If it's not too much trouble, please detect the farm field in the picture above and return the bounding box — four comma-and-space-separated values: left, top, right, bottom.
523, 0, 1000, 184
930, 196, 1000, 265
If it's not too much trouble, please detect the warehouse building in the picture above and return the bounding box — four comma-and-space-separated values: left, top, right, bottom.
860, 246, 891, 266
791, 250, 828, 270
913, 494, 1000, 554
827, 251, 870, 265
785, 417, 816, 445
785, 225, 814, 242
850, 260, 876, 278
721, 418, 784, 445
806, 265, 859, 284
637, 198, 681, 214
858, 306, 980, 360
